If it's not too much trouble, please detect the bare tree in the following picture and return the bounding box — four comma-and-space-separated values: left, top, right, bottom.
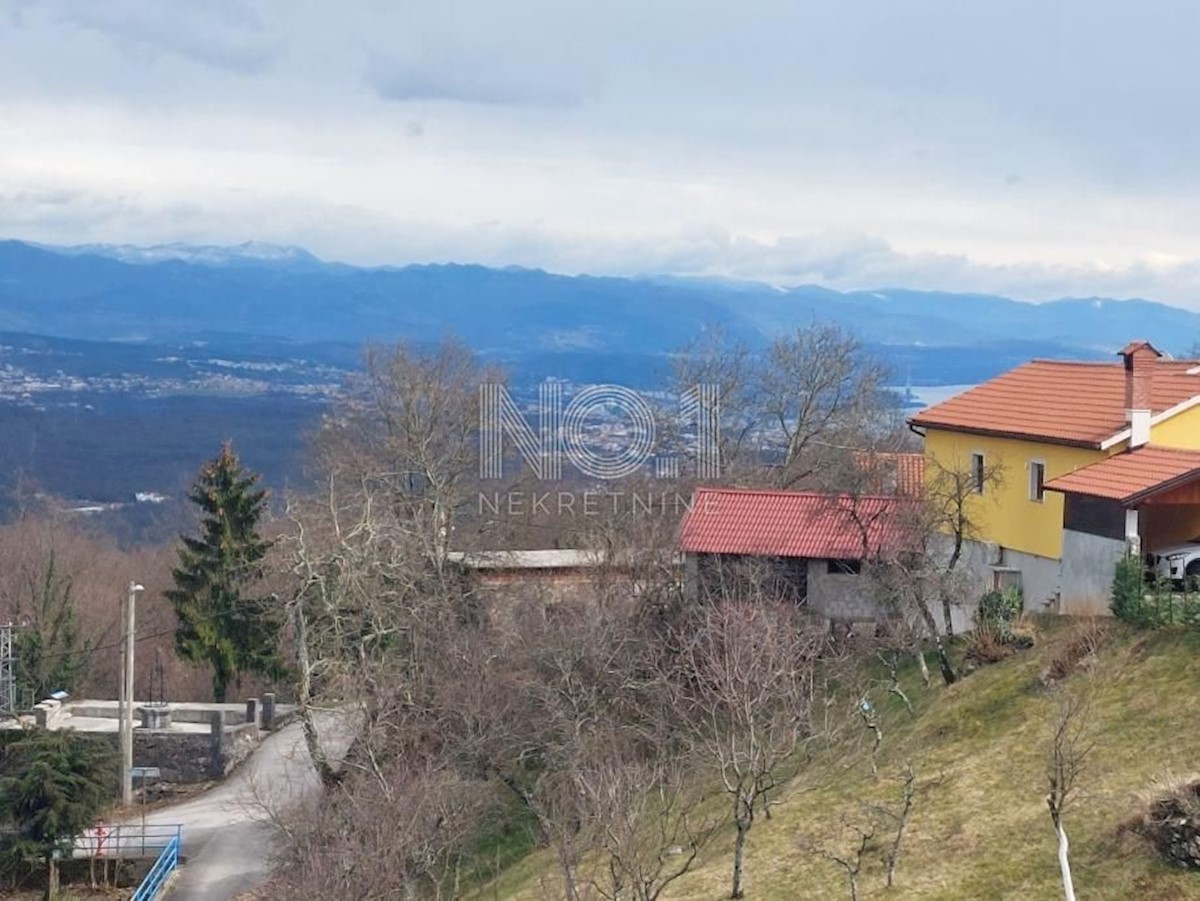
924, 454, 1005, 589
815, 819, 875, 901
584, 751, 723, 901
757, 324, 891, 489
871, 764, 938, 889
673, 598, 831, 899
314, 338, 496, 566
670, 326, 759, 477
1046, 689, 1093, 901
672, 323, 893, 489
863, 455, 1004, 685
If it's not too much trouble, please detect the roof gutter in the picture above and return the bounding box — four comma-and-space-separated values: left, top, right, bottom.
907, 420, 1101, 450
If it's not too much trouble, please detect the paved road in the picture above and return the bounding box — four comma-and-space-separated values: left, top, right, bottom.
137, 710, 355, 901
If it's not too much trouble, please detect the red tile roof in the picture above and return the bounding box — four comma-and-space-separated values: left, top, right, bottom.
1044, 446, 1200, 504
679, 487, 914, 559
910, 359, 1200, 447
851, 451, 925, 496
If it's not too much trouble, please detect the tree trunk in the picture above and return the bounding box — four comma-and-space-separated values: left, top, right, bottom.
731, 820, 749, 899
940, 594, 956, 639
1055, 820, 1076, 901
934, 637, 957, 685
45, 853, 58, 901
915, 600, 956, 684
914, 649, 931, 687
292, 600, 340, 789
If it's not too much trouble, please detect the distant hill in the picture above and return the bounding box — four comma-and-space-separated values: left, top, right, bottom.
2, 239, 1199, 386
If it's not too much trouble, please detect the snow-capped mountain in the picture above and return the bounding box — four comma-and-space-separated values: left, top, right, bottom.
33, 240, 322, 268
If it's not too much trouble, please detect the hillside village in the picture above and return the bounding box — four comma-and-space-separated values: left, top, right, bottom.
5, 329, 1200, 901
9, 5, 1200, 899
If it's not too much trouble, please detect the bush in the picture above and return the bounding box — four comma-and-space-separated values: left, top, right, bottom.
964, 628, 1015, 667
1111, 553, 1150, 625
1129, 776, 1200, 869
979, 586, 1023, 628
1038, 619, 1107, 686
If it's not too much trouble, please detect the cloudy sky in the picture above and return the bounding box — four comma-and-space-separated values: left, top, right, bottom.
5, 0, 1200, 303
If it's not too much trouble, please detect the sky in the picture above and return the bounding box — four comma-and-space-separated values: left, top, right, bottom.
5, 0, 1200, 304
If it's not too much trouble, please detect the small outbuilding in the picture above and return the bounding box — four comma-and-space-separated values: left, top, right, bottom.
678, 486, 915, 622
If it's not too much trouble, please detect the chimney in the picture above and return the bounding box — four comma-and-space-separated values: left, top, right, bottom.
1119, 340, 1161, 448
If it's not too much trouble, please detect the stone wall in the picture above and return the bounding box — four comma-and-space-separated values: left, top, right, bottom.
133, 731, 218, 783
218, 722, 260, 776
90, 718, 262, 784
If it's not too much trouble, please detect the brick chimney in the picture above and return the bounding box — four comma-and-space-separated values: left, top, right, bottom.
1119, 340, 1161, 448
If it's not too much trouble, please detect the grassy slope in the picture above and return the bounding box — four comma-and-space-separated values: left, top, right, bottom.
484, 620, 1200, 900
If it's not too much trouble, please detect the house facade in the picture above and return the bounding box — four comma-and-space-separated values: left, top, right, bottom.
911, 341, 1200, 613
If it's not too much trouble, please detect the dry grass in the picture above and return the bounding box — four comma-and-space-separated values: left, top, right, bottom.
480, 619, 1200, 900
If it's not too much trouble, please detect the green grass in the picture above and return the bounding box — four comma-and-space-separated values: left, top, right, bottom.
479, 619, 1200, 899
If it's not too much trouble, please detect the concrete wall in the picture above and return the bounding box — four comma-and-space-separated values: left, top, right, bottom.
806, 563, 883, 621
1060, 529, 1125, 614
952, 532, 1122, 616
68, 702, 252, 726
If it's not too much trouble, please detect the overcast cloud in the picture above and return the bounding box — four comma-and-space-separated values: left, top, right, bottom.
4, 0, 1200, 303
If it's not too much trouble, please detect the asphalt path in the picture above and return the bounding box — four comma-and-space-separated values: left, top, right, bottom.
140, 710, 355, 901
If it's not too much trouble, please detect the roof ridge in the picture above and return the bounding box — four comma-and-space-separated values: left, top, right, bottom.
1126, 445, 1200, 456
693, 486, 903, 502
1026, 358, 1120, 366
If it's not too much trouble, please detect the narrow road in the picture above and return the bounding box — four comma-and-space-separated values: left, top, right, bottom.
135, 710, 355, 901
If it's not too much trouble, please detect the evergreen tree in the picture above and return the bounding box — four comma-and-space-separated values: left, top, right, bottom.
14, 551, 92, 703
167, 442, 283, 702
0, 729, 117, 900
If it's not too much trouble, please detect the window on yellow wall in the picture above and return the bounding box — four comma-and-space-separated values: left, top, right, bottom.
1029, 460, 1045, 502
971, 453, 985, 494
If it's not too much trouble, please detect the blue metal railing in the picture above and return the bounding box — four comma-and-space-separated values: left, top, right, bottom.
130, 832, 181, 901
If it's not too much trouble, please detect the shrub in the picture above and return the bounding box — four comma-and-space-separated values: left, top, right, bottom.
964, 628, 1015, 667
1039, 619, 1108, 686
979, 586, 1023, 629
1007, 613, 1038, 650
1111, 553, 1150, 625
1128, 775, 1200, 869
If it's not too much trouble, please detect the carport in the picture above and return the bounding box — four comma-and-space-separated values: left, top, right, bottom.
1045, 446, 1200, 606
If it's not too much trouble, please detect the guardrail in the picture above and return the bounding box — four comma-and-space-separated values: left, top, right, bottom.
78, 823, 182, 860
131, 832, 181, 901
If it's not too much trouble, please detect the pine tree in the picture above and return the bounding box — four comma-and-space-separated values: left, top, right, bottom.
167, 442, 283, 702
0, 729, 117, 900
14, 550, 93, 702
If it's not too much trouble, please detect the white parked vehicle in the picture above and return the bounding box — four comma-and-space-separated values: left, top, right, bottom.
1148, 543, 1200, 585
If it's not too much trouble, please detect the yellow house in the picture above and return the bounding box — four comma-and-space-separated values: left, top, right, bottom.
909, 341, 1200, 612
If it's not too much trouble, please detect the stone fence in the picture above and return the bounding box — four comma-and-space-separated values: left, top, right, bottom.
30, 693, 289, 784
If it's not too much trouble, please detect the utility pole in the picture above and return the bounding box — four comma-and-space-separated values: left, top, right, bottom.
119, 581, 144, 807
0, 623, 13, 714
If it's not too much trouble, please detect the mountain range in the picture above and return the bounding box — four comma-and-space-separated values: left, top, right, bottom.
3, 239, 1199, 386
5, 236, 1200, 538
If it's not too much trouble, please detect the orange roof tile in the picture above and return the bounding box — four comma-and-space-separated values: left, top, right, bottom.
1044, 446, 1200, 504
851, 451, 925, 496
678, 487, 914, 559
910, 359, 1200, 447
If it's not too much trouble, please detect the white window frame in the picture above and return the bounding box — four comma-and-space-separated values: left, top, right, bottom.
1029, 458, 1046, 503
